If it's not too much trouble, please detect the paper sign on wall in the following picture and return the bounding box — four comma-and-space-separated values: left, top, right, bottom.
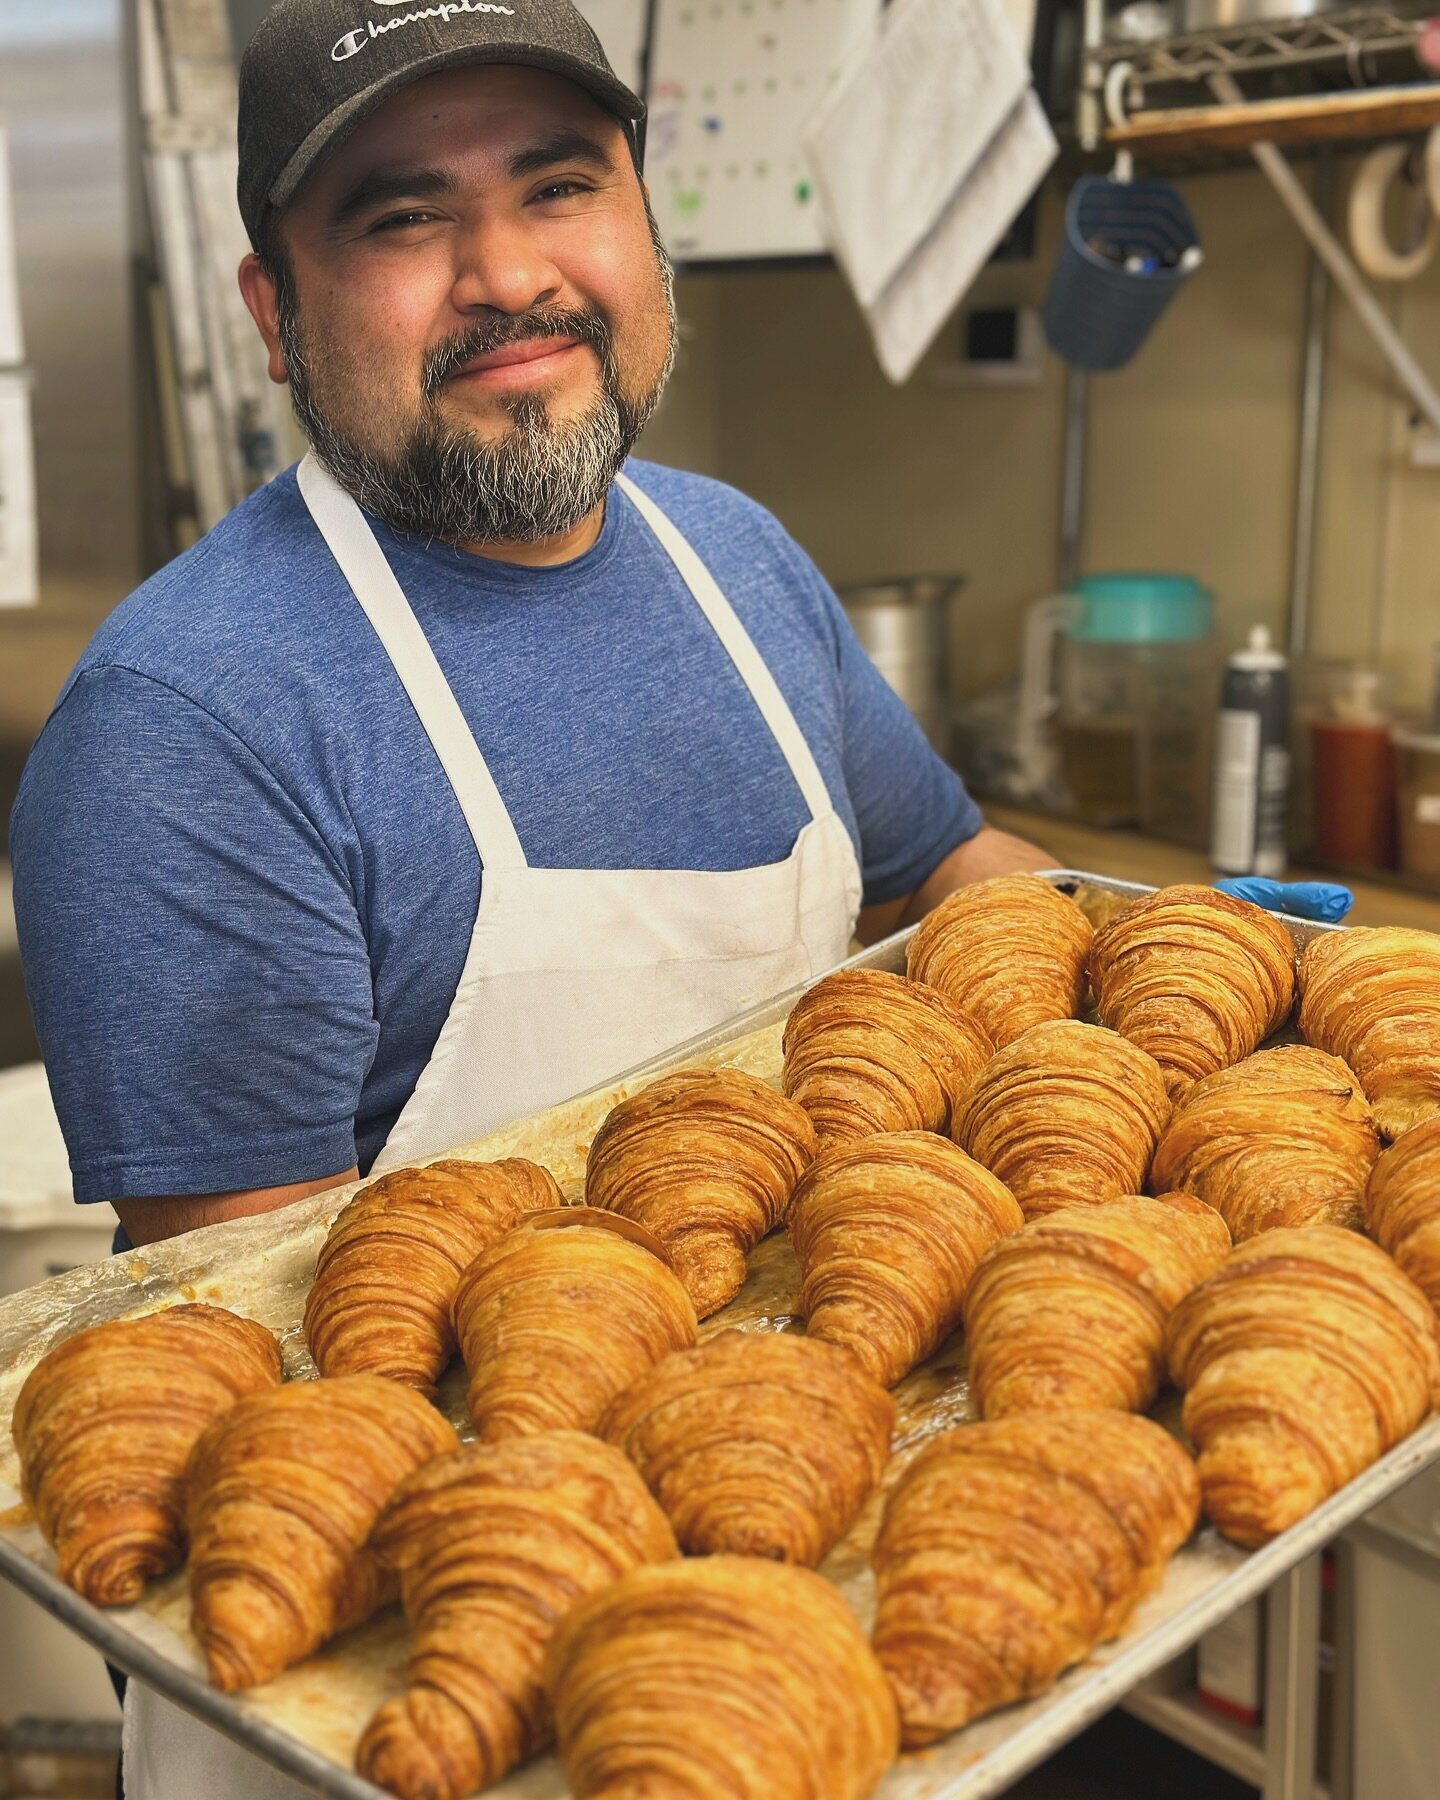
0, 373, 38, 606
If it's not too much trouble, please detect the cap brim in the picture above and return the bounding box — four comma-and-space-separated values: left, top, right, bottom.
268, 42, 646, 215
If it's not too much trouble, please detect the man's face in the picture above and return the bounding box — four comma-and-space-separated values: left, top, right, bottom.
244, 64, 675, 546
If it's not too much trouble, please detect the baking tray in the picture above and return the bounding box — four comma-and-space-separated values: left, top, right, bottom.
2, 868, 1434, 1800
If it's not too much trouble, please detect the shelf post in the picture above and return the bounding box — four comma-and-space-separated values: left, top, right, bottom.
1263, 1552, 1323, 1800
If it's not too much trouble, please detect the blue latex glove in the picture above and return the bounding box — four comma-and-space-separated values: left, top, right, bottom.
1213, 876, 1353, 924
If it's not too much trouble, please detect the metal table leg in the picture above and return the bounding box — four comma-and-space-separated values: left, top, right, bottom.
1263, 1552, 1323, 1800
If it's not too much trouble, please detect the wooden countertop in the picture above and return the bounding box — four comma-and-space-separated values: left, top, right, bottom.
983, 803, 1440, 934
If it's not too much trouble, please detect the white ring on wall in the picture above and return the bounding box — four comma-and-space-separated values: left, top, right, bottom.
1426, 126, 1440, 219
1348, 141, 1439, 282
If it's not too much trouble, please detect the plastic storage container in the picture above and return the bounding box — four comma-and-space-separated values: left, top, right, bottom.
1395, 728, 1440, 887
1017, 573, 1216, 840
1309, 666, 1397, 870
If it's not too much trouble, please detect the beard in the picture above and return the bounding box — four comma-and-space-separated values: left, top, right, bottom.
278, 226, 677, 546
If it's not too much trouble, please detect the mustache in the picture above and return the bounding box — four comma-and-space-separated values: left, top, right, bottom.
423, 306, 613, 397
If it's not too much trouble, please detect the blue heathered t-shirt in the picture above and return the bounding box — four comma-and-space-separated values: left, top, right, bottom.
11, 458, 981, 1211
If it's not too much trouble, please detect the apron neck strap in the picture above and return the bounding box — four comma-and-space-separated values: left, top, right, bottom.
614, 472, 834, 824
296, 453, 527, 870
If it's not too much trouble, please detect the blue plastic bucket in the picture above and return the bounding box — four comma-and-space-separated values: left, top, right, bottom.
1043, 177, 1201, 372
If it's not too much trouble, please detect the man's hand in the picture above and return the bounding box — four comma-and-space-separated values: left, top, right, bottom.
856, 822, 1054, 947
114, 1167, 359, 1248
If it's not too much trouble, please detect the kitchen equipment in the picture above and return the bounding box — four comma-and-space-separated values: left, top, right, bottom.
1178, 0, 1346, 27
1042, 177, 1202, 373
1017, 573, 1216, 839
840, 576, 963, 754
1309, 666, 1397, 871
1212, 626, 1290, 879
1394, 728, 1440, 887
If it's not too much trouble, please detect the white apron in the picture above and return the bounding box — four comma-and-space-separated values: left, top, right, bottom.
122, 453, 860, 1795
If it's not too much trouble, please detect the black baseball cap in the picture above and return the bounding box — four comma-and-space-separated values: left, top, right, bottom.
237, 0, 647, 251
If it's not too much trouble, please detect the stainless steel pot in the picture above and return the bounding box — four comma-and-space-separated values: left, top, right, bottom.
839, 576, 965, 755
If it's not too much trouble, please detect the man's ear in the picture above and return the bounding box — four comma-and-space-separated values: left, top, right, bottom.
238, 253, 289, 386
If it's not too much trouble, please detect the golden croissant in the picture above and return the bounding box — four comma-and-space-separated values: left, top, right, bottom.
1367, 1118, 1440, 1314
452, 1213, 698, 1440
872, 1412, 1199, 1746
599, 1329, 893, 1565
1150, 1044, 1379, 1241
186, 1374, 458, 1691
304, 1156, 562, 1389
1298, 926, 1440, 1139
963, 1192, 1231, 1418
788, 1130, 1022, 1386
905, 873, 1093, 1049
545, 1556, 898, 1800
1088, 884, 1296, 1100
11, 1304, 281, 1607
584, 1068, 816, 1317
781, 967, 992, 1147
1165, 1226, 1440, 1546
952, 1020, 1171, 1221
356, 1432, 677, 1800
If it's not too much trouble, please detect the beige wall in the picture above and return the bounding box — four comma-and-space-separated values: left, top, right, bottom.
642, 159, 1440, 715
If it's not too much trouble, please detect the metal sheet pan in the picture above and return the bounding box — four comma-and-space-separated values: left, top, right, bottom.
1, 868, 1426, 1800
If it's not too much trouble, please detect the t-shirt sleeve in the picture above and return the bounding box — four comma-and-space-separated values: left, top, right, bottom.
779, 543, 983, 906
10, 665, 378, 1206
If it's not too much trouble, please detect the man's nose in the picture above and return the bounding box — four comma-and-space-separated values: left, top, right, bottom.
448, 211, 563, 317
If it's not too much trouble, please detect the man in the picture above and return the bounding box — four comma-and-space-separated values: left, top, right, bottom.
12, 0, 1046, 1787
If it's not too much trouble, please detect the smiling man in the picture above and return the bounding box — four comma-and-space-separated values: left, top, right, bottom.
12, 2, 1046, 1785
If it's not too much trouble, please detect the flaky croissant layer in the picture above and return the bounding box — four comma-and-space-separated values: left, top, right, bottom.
1299, 926, 1440, 1140
963, 1191, 1231, 1418
304, 1156, 562, 1389
789, 1130, 1023, 1386
585, 1068, 816, 1318
1166, 1226, 1440, 1546
600, 1329, 893, 1565
781, 966, 992, 1147
545, 1556, 899, 1800
872, 1412, 1199, 1747
185, 1375, 458, 1692
905, 873, 1093, 1049
1088, 884, 1296, 1100
1366, 1117, 1440, 1315
953, 1020, 1172, 1221
452, 1219, 698, 1441
1150, 1044, 1379, 1241
13, 1304, 282, 1607
357, 1431, 677, 1800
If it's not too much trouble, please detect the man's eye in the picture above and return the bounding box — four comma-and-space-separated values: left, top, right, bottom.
372, 210, 438, 232
533, 180, 592, 202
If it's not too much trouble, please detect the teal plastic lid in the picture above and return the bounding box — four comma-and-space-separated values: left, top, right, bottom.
1068, 573, 1213, 644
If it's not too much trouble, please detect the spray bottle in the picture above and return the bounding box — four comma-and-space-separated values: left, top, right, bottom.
1211, 625, 1290, 878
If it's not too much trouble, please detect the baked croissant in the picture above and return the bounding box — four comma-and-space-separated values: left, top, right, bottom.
356, 1432, 678, 1800
599, 1329, 893, 1565
1298, 926, 1440, 1139
872, 1412, 1199, 1746
781, 967, 992, 1147
1367, 1118, 1440, 1314
304, 1156, 562, 1389
584, 1068, 816, 1317
952, 1020, 1171, 1220
963, 1192, 1231, 1418
788, 1130, 1023, 1386
545, 1556, 898, 1800
186, 1375, 458, 1691
1150, 1044, 1379, 1241
452, 1213, 698, 1440
1165, 1226, 1440, 1546
905, 873, 1093, 1049
1087, 884, 1296, 1100
11, 1304, 281, 1607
